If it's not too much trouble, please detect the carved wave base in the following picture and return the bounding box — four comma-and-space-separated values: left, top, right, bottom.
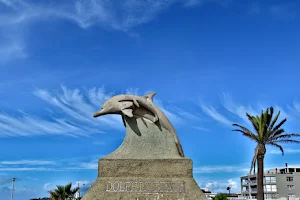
81, 158, 206, 200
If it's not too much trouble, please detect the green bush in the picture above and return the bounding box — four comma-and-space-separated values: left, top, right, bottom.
214, 194, 228, 200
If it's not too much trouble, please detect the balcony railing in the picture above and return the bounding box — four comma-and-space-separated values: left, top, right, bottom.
242, 180, 257, 185
242, 189, 257, 193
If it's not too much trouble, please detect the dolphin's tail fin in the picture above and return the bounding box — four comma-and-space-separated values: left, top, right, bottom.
145, 92, 156, 102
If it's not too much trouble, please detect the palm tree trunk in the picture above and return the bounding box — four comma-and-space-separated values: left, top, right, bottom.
257, 144, 266, 200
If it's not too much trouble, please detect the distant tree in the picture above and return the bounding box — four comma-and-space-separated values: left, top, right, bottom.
214, 194, 228, 200
226, 186, 231, 195
48, 182, 79, 200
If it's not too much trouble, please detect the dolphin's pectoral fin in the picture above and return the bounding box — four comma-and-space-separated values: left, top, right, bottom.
145, 92, 156, 102
121, 109, 133, 117
133, 98, 140, 107
141, 118, 148, 128
121, 115, 127, 127
119, 101, 134, 109
155, 121, 163, 131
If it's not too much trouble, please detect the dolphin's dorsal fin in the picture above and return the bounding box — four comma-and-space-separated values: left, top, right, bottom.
133, 98, 140, 107
121, 109, 133, 117
145, 92, 156, 102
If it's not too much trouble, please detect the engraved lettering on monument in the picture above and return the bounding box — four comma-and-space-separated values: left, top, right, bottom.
105, 181, 185, 193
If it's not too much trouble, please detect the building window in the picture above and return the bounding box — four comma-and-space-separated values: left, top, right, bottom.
287, 177, 293, 181
288, 194, 295, 200
270, 177, 276, 183
264, 185, 277, 192
264, 176, 276, 183
287, 185, 295, 190
265, 177, 270, 183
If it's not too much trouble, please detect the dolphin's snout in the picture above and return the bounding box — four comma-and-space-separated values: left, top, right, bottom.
93, 108, 106, 118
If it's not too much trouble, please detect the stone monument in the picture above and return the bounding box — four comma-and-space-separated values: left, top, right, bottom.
82, 92, 206, 200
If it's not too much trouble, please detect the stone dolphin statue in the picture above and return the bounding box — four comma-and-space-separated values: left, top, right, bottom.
93, 92, 185, 157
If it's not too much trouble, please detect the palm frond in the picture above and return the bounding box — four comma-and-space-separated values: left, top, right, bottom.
71, 186, 80, 194
263, 108, 269, 132
269, 110, 280, 130
233, 124, 253, 133
268, 128, 285, 140
246, 113, 260, 133
267, 142, 284, 156
272, 139, 300, 144
271, 118, 287, 132
232, 128, 259, 142
65, 183, 72, 191
266, 107, 274, 127
259, 110, 265, 138
249, 146, 259, 175
270, 133, 300, 141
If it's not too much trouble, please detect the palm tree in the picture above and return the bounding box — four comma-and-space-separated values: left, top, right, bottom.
232, 107, 300, 200
48, 182, 79, 200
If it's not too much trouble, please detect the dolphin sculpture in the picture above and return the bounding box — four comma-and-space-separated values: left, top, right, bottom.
93, 92, 185, 157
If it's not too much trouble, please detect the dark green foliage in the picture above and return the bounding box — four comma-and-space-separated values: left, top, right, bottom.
214, 194, 228, 200
48, 182, 79, 200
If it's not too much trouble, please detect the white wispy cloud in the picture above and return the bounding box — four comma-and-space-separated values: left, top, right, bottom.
172, 107, 203, 122
77, 161, 98, 170
0, 166, 98, 172
0, 42, 26, 62
0, 160, 56, 165
199, 103, 233, 126
0, 0, 179, 61
75, 180, 93, 186
269, 4, 297, 20
0, 86, 122, 137
270, 148, 300, 155
222, 93, 258, 124
194, 165, 248, 173
0, 167, 55, 171
0, 178, 12, 185
184, 0, 233, 8
43, 182, 52, 191
197, 93, 298, 131
184, 0, 204, 7
0, 86, 200, 137
0, 156, 100, 172
249, 3, 261, 15
0, 111, 93, 137
204, 178, 239, 193
0, 0, 235, 62
287, 101, 300, 121
192, 126, 210, 132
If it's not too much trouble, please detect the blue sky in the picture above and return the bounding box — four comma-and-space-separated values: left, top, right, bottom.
1, 0, 300, 199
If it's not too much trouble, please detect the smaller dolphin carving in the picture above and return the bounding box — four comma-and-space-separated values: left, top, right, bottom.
93, 92, 185, 157
93, 93, 159, 122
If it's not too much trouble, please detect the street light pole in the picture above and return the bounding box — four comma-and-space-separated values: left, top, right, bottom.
78, 182, 80, 198
10, 178, 15, 200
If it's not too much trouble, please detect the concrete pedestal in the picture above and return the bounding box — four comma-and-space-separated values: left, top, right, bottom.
82, 158, 206, 200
